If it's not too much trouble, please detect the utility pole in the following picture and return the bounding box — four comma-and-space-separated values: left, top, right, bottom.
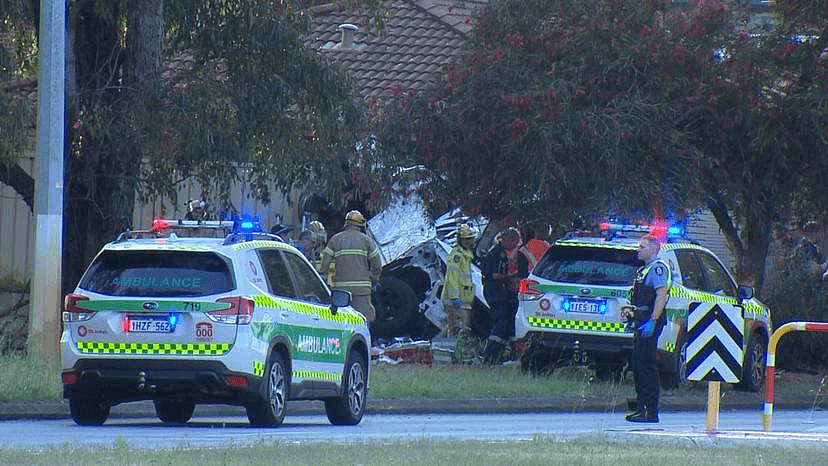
28, 0, 66, 360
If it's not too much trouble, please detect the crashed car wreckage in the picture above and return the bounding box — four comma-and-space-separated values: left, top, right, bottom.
365, 197, 492, 341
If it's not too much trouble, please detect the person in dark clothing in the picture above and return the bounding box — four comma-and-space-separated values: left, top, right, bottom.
480, 227, 521, 364
621, 234, 671, 423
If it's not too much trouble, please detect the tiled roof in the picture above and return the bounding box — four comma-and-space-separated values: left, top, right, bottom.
309, 1, 488, 99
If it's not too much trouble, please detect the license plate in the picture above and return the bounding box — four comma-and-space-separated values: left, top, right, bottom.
563, 298, 605, 314
128, 316, 173, 333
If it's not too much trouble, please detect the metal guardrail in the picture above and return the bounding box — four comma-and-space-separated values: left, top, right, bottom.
762, 321, 828, 431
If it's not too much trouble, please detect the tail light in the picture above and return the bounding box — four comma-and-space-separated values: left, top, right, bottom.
518, 279, 542, 301
210, 296, 255, 324
63, 294, 95, 322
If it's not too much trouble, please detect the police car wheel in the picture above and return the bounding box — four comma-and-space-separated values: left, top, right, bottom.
246, 352, 287, 426
736, 333, 766, 392
154, 399, 196, 423
325, 350, 367, 425
69, 397, 110, 426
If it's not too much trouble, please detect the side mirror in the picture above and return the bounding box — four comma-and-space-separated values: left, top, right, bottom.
330, 289, 352, 314
737, 285, 754, 302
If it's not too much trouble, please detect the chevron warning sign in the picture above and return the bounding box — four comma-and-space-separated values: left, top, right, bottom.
686, 301, 744, 383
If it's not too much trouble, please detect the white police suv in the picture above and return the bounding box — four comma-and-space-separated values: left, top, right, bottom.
515, 221, 771, 391
61, 216, 370, 426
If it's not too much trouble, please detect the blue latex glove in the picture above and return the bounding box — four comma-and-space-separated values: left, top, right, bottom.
637, 318, 654, 337
372, 282, 380, 292
452, 298, 462, 309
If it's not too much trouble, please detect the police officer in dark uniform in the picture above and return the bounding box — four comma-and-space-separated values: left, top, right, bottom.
621, 234, 671, 423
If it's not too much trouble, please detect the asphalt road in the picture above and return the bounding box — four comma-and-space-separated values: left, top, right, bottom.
1, 409, 828, 450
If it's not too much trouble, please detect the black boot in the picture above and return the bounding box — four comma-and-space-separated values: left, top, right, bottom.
625, 408, 659, 423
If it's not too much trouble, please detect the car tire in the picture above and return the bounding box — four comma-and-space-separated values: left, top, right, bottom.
660, 338, 688, 390
736, 332, 766, 392
595, 363, 624, 384
69, 398, 110, 426
371, 276, 418, 338
246, 351, 288, 426
325, 349, 367, 425
154, 399, 196, 423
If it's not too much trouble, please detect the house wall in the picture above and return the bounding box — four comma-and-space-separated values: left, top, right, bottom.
685, 209, 737, 271
0, 155, 35, 283
130, 171, 304, 234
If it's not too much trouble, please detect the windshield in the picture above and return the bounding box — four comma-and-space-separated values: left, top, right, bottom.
533, 245, 642, 286
79, 250, 235, 297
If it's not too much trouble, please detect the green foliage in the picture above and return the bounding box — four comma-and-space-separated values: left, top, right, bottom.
376, 0, 828, 292
378, 0, 719, 225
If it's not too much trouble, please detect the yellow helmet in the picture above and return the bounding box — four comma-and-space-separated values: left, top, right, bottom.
308, 220, 327, 243
345, 210, 366, 227
457, 223, 478, 240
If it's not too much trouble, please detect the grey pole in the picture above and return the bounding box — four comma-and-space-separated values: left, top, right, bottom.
28, 0, 66, 360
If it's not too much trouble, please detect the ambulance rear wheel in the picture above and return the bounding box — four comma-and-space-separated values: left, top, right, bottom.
246, 351, 287, 426
736, 332, 766, 392
660, 338, 688, 390
69, 397, 110, 426
154, 399, 196, 423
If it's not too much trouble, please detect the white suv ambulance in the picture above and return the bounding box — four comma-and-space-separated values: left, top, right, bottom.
516, 221, 771, 391
60, 216, 370, 426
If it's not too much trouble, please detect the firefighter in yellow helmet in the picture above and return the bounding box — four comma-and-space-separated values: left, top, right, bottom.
441, 223, 478, 338
307, 220, 327, 262
319, 210, 382, 322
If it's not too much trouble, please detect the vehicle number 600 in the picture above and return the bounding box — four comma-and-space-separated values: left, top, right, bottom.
196, 323, 213, 339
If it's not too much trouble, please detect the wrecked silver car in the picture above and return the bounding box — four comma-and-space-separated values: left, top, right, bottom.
366, 198, 492, 340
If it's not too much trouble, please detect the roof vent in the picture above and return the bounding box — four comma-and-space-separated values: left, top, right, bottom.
338, 23, 358, 49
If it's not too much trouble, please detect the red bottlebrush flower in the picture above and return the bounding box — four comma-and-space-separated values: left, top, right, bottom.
391, 84, 402, 97
602, 105, 612, 114
73, 121, 82, 130
408, 89, 415, 96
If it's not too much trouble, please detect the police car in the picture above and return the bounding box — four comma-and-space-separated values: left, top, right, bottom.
60, 216, 371, 426
515, 221, 771, 391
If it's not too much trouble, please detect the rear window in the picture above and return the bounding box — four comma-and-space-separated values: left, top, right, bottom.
533, 245, 642, 286
79, 250, 235, 297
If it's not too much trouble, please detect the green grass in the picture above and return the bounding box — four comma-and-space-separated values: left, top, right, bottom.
0, 437, 822, 465
0, 354, 62, 402
1, 353, 823, 404
368, 362, 611, 399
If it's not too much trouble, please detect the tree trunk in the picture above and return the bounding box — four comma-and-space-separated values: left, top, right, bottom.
707, 198, 772, 295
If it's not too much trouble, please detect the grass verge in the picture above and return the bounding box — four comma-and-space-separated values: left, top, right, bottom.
0, 437, 822, 465
0, 354, 62, 402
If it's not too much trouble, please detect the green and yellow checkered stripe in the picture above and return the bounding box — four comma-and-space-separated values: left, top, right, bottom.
231, 240, 290, 251
528, 317, 627, 333
253, 360, 265, 377
252, 294, 365, 325
77, 341, 231, 355
293, 370, 341, 381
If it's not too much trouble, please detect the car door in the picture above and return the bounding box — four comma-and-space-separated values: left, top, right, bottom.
676, 248, 744, 368
281, 250, 351, 390
256, 248, 321, 386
